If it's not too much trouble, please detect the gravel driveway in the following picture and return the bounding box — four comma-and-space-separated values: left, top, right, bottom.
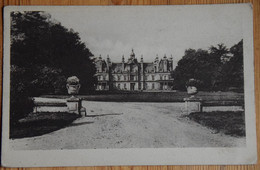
10, 101, 245, 150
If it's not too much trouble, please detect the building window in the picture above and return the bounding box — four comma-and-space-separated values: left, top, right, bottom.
164, 76, 167, 80
130, 75, 135, 81
160, 75, 163, 80
118, 84, 121, 89
168, 75, 171, 80
124, 76, 127, 81
118, 75, 121, 81
124, 83, 126, 89
145, 76, 148, 81
152, 75, 155, 81
152, 83, 155, 89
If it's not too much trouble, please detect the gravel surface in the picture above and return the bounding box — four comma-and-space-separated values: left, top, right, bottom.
10, 101, 245, 150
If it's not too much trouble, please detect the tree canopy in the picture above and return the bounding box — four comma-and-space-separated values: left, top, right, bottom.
10, 11, 97, 124
11, 11, 96, 95
172, 40, 243, 92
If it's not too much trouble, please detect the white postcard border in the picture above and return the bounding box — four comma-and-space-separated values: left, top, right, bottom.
1, 4, 257, 167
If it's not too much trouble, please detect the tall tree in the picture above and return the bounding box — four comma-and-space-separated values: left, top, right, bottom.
208, 43, 229, 90
10, 11, 97, 125
11, 11, 96, 95
221, 40, 244, 91
172, 48, 216, 91
209, 43, 229, 64
171, 41, 243, 91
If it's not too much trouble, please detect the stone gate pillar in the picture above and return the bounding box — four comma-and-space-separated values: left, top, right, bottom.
66, 96, 80, 114
183, 97, 202, 114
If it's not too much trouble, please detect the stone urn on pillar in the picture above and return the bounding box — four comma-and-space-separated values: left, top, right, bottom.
184, 78, 202, 114
66, 76, 81, 114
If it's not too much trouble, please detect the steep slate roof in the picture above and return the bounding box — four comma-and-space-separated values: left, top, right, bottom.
127, 58, 139, 65
143, 63, 154, 73
158, 60, 164, 71
101, 60, 107, 68
111, 63, 123, 73
95, 59, 108, 72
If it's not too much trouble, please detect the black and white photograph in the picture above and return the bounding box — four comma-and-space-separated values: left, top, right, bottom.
2, 4, 257, 167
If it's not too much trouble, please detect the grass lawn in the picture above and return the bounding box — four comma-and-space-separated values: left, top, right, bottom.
10, 112, 80, 139
187, 111, 245, 137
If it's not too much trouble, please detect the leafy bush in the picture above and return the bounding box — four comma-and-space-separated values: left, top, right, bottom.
10, 112, 80, 139
10, 65, 34, 127
187, 111, 245, 137
10, 96, 34, 127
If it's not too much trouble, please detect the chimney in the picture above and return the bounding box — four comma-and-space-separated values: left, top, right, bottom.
122, 55, 125, 71
163, 54, 167, 72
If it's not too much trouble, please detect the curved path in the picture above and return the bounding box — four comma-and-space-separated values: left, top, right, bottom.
10, 101, 245, 150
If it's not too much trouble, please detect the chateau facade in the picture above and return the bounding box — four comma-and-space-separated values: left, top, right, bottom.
95, 49, 174, 91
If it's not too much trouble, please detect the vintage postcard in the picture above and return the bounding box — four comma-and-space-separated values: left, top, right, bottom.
2, 4, 257, 167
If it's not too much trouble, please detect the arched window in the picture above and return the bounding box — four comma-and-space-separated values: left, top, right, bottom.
118, 83, 121, 89
152, 83, 155, 89
152, 75, 155, 81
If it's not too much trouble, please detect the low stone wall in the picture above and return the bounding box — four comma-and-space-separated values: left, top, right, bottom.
202, 106, 244, 112
184, 97, 244, 114
33, 98, 67, 113
33, 105, 68, 113
33, 97, 85, 116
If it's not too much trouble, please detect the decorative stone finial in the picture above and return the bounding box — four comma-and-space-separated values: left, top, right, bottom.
155, 54, 159, 61
130, 49, 135, 58
122, 55, 125, 62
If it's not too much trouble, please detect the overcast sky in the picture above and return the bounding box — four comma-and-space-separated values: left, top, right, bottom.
46, 4, 244, 64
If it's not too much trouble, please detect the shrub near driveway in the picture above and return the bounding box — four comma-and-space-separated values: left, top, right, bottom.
187, 111, 245, 137
10, 112, 80, 139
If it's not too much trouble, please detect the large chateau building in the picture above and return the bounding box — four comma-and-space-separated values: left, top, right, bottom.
95, 49, 174, 91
